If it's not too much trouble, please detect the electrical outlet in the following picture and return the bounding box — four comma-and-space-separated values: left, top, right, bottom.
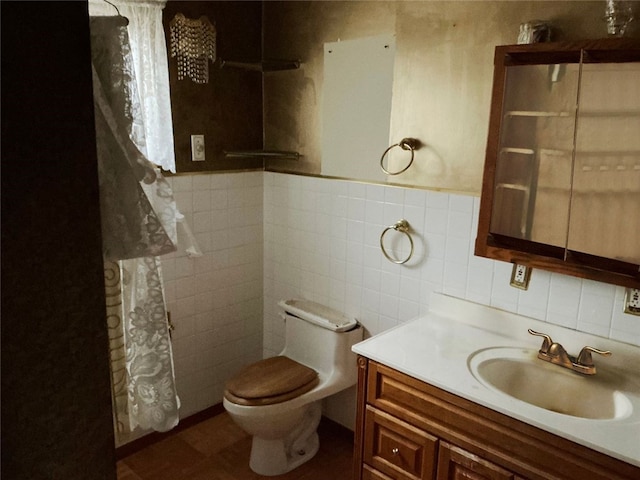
510, 263, 532, 290
624, 288, 640, 316
190, 134, 205, 161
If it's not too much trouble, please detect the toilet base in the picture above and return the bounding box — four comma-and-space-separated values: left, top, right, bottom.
248, 401, 322, 476
249, 432, 319, 476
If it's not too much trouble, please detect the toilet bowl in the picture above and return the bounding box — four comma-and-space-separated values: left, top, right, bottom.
223, 299, 363, 476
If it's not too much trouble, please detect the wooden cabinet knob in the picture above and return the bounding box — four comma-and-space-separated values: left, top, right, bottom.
392, 447, 399, 455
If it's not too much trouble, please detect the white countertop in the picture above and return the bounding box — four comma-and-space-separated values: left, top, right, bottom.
352, 293, 640, 467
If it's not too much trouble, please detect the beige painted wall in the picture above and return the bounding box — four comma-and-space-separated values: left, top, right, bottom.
263, 1, 636, 194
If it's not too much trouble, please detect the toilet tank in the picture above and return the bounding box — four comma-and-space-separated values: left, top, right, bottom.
278, 300, 363, 381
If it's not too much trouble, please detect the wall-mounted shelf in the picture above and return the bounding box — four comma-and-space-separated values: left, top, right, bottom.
500, 147, 535, 155
219, 59, 301, 72
224, 150, 300, 160
505, 110, 573, 118
219, 59, 301, 160
580, 109, 640, 118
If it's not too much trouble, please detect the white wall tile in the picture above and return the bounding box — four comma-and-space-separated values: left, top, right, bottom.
447, 211, 473, 239
424, 233, 446, 260
404, 188, 427, 209
193, 211, 212, 233
365, 184, 386, 202
381, 271, 401, 297
399, 275, 421, 302
449, 194, 474, 213
403, 205, 425, 233
443, 260, 467, 298
365, 200, 385, 225
160, 172, 263, 418
364, 224, 383, 248
175, 256, 195, 278
347, 197, 366, 221
192, 175, 211, 191
426, 190, 449, 209
424, 207, 448, 235
346, 220, 365, 244
210, 173, 231, 190
490, 261, 519, 312
382, 202, 404, 226
465, 260, 494, 306
348, 182, 367, 199
168, 176, 187, 192
384, 186, 405, 205
363, 245, 382, 270
445, 236, 470, 264
516, 269, 551, 321
207, 209, 230, 232
398, 299, 420, 321
547, 274, 583, 322
176, 277, 195, 299
163, 170, 639, 424
174, 191, 193, 213
193, 190, 211, 212
331, 195, 348, 218
578, 287, 614, 328
210, 190, 228, 210
611, 287, 640, 342
379, 293, 399, 318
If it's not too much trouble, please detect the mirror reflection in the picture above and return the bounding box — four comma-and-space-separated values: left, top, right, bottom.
490, 61, 640, 266
490, 63, 578, 248
569, 62, 640, 264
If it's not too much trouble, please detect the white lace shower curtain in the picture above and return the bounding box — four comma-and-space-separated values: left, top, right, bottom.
89, 8, 187, 444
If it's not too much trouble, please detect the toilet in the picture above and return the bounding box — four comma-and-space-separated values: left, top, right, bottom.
222, 299, 363, 476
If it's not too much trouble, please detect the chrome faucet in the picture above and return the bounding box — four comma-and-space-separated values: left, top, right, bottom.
528, 329, 611, 375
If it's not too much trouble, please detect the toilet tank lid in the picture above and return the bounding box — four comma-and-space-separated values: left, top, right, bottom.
279, 299, 358, 332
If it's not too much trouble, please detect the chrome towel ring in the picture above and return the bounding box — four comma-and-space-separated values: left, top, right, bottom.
380, 138, 419, 175
380, 219, 414, 264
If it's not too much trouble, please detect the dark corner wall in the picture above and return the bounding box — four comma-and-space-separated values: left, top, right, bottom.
163, 1, 264, 173
1, 1, 116, 479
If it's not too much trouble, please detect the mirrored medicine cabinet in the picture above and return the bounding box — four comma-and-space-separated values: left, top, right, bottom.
475, 38, 640, 289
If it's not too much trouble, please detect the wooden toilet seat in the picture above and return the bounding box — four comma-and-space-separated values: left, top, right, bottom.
224, 356, 319, 406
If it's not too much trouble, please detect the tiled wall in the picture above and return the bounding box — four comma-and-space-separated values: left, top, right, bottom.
163, 170, 640, 419
263, 171, 640, 357
162, 172, 264, 417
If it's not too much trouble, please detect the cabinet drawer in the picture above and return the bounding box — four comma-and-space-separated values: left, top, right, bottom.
362, 464, 395, 480
437, 442, 515, 480
364, 405, 438, 480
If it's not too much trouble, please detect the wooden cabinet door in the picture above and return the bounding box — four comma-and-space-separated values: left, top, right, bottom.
436, 442, 515, 480
364, 406, 438, 480
362, 464, 396, 480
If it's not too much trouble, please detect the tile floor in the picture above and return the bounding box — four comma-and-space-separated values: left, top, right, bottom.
117, 412, 355, 480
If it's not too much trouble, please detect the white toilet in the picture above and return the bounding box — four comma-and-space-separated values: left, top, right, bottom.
222, 299, 363, 476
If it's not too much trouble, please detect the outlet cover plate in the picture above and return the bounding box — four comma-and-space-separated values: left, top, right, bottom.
510, 263, 532, 290
191, 134, 205, 161
624, 288, 640, 316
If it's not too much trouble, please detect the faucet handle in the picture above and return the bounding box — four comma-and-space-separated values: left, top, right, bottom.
577, 346, 612, 367
528, 329, 553, 353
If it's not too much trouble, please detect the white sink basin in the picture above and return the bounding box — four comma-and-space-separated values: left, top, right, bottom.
468, 347, 634, 420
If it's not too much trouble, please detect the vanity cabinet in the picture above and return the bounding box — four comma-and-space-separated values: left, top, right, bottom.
475, 38, 640, 288
353, 357, 640, 480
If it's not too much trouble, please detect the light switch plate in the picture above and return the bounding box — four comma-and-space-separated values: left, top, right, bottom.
191, 134, 205, 161
624, 288, 640, 316
510, 263, 532, 290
